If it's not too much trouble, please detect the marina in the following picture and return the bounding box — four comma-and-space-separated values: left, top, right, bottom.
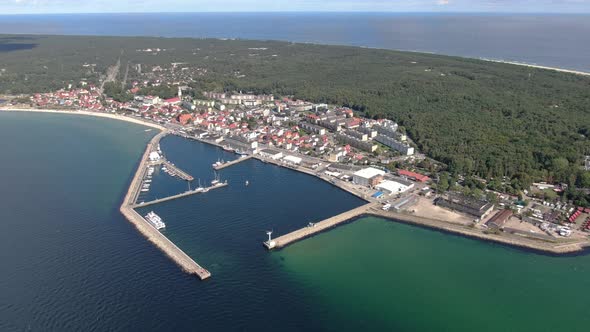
120, 130, 212, 280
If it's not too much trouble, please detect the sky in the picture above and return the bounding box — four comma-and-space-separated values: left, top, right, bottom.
1, 0, 589, 14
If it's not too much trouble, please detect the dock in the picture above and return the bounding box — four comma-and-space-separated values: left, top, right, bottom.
134, 182, 228, 208
161, 160, 194, 181
213, 155, 253, 170
264, 202, 377, 249
120, 130, 211, 280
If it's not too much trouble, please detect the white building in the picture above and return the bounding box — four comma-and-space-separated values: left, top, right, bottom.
283, 155, 302, 165
259, 149, 283, 160
353, 167, 386, 186
375, 180, 414, 195
149, 151, 161, 162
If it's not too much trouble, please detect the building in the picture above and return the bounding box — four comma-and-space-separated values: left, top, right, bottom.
374, 135, 414, 156
375, 121, 398, 138
344, 129, 368, 141
192, 129, 208, 139
353, 167, 386, 187
282, 155, 302, 165
336, 133, 377, 152
357, 126, 378, 138
585, 156, 590, 171
259, 149, 283, 160
398, 170, 430, 183
435, 192, 494, 219
148, 151, 161, 162
300, 122, 326, 135
375, 178, 415, 195
486, 209, 513, 229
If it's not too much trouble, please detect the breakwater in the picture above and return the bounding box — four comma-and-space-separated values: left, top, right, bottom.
265, 202, 377, 249
120, 130, 211, 280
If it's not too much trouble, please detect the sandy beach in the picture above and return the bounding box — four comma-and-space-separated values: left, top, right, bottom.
0, 107, 166, 131
481, 58, 590, 77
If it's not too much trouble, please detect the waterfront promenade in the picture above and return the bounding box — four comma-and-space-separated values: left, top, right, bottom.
120, 130, 211, 280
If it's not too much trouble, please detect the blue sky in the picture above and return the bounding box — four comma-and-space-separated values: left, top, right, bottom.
1, 0, 590, 14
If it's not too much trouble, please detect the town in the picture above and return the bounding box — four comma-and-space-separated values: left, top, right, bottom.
3, 57, 590, 254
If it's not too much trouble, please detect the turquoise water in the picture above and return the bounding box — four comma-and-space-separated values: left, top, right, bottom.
277, 216, 590, 331
1, 112, 590, 331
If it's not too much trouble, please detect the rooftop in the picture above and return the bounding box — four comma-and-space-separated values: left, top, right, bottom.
354, 167, 385, 179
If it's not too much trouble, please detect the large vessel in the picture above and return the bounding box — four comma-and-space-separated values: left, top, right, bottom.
144, 211, 166, 230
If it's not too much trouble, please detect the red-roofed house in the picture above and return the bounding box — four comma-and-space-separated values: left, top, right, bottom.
398, 170, 430, 183
177, 113, 193, 125
164, 97, 181, 105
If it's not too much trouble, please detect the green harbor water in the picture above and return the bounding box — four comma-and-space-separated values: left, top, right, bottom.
275, 216, 590, 331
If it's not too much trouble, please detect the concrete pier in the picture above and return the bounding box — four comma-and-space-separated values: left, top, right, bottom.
214, 155, 253, 170
264, 202, 377, 249
134, 182, 228, 208
162, 160, 194, 181
120, 130, 211, 280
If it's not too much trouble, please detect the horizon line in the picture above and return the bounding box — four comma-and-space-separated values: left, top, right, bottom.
1, 11, 590, 16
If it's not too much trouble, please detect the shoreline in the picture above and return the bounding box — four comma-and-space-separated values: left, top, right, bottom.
5, 109, 589, 257
1, 108, 211, 278
191, 136, 590, 255
368, 210, 590, 255
2, 33, 589, 77
478, 58, 590, 76
0, 107, 166, 130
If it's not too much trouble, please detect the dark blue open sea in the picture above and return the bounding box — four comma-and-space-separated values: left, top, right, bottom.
0, 112, 365, 331
0, 12, 589, 72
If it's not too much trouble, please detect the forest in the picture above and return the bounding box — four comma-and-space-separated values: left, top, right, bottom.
1, 34, 589, 190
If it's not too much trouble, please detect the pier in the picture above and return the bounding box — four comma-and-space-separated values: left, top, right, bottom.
161, 160, 194, 181
213, 155, 253, 170
134, 182, 228, 208
264, 202, 377, 249
120, 130, 211, 280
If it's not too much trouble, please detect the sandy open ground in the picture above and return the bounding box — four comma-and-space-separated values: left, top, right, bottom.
410, 197, 473, 225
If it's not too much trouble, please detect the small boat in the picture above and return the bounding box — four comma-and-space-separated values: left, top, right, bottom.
211, 172, 221, 185
245, 180, 249, 186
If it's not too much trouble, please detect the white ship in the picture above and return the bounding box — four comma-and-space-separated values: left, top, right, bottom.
145, 211, 166, 230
